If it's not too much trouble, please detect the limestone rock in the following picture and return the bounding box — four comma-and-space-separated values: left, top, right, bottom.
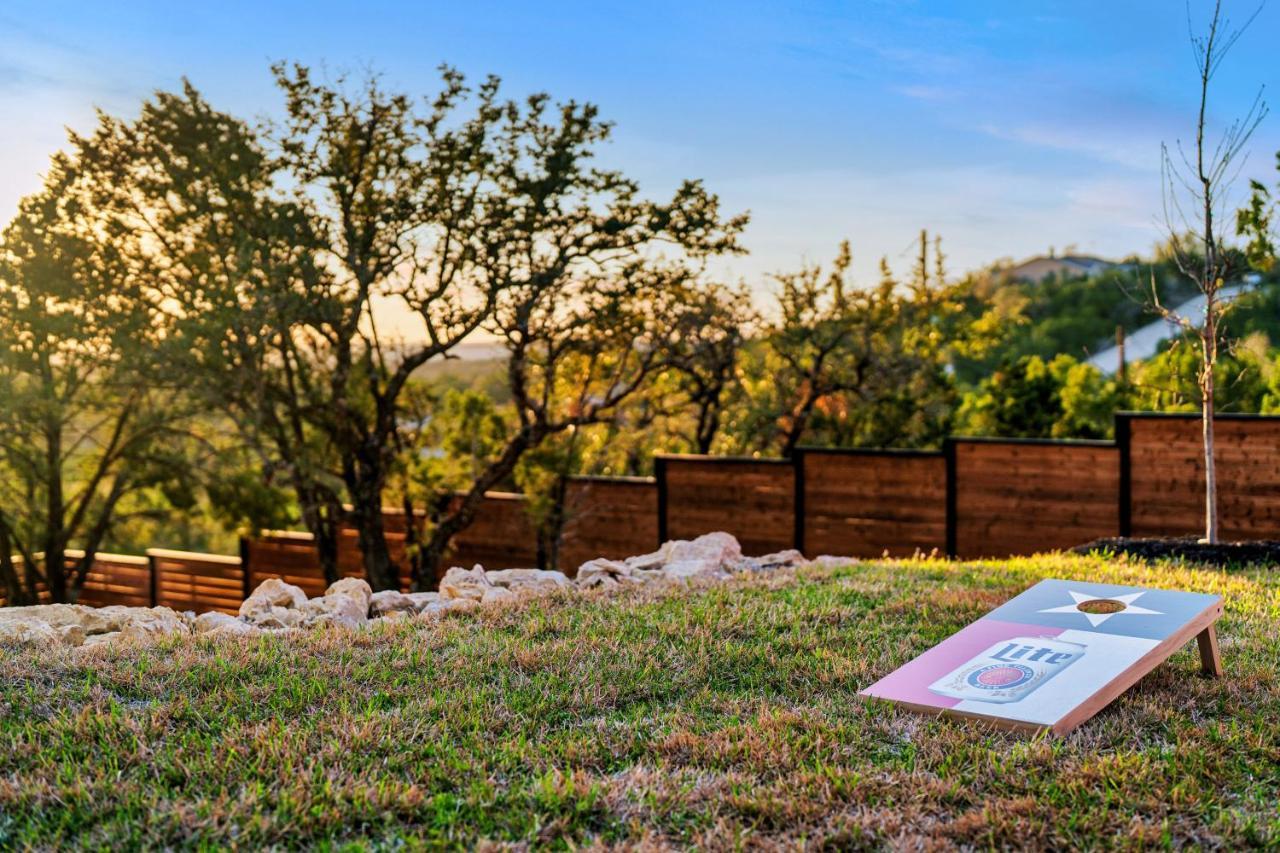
733, 549, 806, 573
575, 558, 640, 589
0, 618, 59, 646
194, 611, 247, 634
661, 559, 730, 581
325, 577, 373, 613
80, 631, 121, 648
117, 607, 188, 642
404, 592, 440, 613
251, 606, 307, 630
419, 597, 480, 618
194, 611, 262, 638
481, 586, 517, 606
208, 621, 263, 638
485, 568, 573, 594
239, 578, 307, 620
439, 565, 492, 601
369, 589, 417, 617
301, 592, 368, 629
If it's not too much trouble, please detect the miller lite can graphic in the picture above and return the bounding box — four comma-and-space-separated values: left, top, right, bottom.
928, 636, 1086, 704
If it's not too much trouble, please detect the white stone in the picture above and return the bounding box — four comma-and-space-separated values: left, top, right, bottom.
325, 577, 373, 613
194, 611, 246, 634
576, 558, 640, 589
661, 559, 730, 581
0, 618, 59, 646
239, 578, 307, 620
301, 592, 368, 629
439, 565, 492, 601
481, 586, 517, 606
251, 606, 307, 630
369, 589, 417, 617
485, 568, 573, 594
404, 592, 440, 613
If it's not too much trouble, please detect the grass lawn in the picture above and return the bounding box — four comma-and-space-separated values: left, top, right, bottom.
2, 555, 1277, 849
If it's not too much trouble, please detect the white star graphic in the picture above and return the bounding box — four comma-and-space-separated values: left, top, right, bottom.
1038, 590, 1163, 627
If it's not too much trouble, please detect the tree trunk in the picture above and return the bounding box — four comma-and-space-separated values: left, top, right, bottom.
417, 426, 540, 589
345, 448, 400, 591
298, 492, 343, 586
1201, 342, 1219, 544
535, 474, 570, 572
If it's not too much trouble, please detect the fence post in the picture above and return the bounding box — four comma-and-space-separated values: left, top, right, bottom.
654, 456, 668, 546
1116, 413, 1132, 538
944, 439, 957, 559
147, 552, 158, 607
239, 536, 252, 599
793, 449, 806, 555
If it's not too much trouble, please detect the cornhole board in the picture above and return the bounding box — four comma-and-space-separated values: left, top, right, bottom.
860, 579, 1224, 735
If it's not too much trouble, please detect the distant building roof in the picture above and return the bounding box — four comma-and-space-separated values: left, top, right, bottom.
1005, 254, 1116, 283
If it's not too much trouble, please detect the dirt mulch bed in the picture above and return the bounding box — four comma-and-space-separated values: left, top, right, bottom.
1074, 536, 1280, 567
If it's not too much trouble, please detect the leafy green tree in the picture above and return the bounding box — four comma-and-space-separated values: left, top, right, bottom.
956, 354, 1123, 439
1238, 152, 1277, 272
78, 82, 352, 583
0, 150, 185, 604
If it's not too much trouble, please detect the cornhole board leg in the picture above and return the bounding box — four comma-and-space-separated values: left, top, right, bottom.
1196, 623, 1223, 677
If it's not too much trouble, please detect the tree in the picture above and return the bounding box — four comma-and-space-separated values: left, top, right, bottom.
0, 150, 183, 604
956, 354, 1123, 439
78, 82, 352, 584
1238, 151, 1277, 271
1150, 0, 1267, 543
659, 282, 756, 454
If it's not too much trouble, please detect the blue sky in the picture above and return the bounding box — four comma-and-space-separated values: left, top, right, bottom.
2, 0, 1277, 300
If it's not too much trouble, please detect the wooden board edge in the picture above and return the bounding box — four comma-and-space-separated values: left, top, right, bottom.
1049, 597, 1224, 735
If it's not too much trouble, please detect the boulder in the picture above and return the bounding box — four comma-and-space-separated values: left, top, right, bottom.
734, 549, 805, 572
0, 618, 60, 646
369, 589, 416, 617
208, 621, 263, 638
575, 558, 640, 590
194, 611, 262, 637
194, 611, 247, 634
662, 532, 742, 567
481, 586, 517, 606
250, 606, 307, 630
419, 597, 481, 618
301, 592, 368, 629
439, 565, 493, 601
661, 559, 730, 582
404, 592, 440, 613
117, 607, 188, 642
485, 568, 573, 594
325, 577, 373, 613
80, 631, 121, 648
239, 578, 307, 620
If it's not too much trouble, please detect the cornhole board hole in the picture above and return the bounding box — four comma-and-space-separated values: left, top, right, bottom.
860, 579, 1224, 735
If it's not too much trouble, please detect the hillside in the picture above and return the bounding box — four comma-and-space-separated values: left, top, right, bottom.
2, 555, 1276, 848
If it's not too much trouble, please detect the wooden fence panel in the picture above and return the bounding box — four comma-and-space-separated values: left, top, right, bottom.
71, 551, 153, 609
951, 439, 1119, 558
150, 548, 245, 615
446, 492, 539, 571
558, 477, 658, 574
659, 456, 795, 556
1124, 413, 1280, 539
244, 532, 328, 598
799, 449, 946, 557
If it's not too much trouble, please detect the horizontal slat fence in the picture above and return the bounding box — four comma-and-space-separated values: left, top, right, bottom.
72, 551, 152, 608
559, 477, 659, 573
948, 438, 1120, 559
11, 411, 1280, 614
799, 449, 947, 557
150, 549, 245, 615
1122, 413, 1280, 540
658, 456, 796, 556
